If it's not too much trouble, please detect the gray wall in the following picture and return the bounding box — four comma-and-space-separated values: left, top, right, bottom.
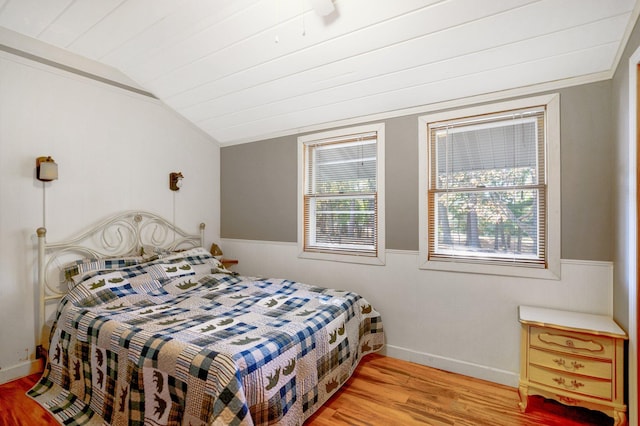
222, 81, 613, 261
221, 137, 298, 242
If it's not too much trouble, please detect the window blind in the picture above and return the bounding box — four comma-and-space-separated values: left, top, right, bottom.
304, 133, 378, 256
427, 107, 547, 266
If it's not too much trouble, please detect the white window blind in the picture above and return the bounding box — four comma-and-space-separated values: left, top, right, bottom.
427, 107, 547, 267
303, 132, 379, 256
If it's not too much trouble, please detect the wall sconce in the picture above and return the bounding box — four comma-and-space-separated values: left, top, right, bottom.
36, 156, 58, 182
169, 172, 183, 191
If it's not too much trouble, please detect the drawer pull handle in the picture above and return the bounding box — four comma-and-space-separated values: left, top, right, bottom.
538, 333, 604, 353
552, 377, 585, 390
570, 361, 584, 370
552, 358, 585, 371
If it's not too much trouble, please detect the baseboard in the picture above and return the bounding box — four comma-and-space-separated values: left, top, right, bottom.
382, 344, 519, 388
0, 358, 44, 385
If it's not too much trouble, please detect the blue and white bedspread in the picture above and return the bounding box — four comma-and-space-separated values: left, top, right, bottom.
28, 247, 384, 425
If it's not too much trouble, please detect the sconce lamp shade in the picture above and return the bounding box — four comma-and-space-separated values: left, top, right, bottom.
210, 243, 223, 258
169, 172, 184, 191
36, 156, 58, 182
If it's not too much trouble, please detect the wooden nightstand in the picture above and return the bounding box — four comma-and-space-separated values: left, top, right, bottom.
518, 306, 627, 426
220, 258, 238, 270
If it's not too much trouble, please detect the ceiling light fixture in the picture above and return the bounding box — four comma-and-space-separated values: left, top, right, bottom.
309, 0, 334, 16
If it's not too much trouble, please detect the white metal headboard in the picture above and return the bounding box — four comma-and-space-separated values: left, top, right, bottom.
36, 210, 205, 349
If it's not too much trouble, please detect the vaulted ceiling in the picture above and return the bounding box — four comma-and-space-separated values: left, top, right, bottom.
0, 0, 638, 145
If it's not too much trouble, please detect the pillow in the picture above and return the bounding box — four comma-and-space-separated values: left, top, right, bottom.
62, 247, 231, 287
160, 246, 210, 259
158, 247, 234, 274
139, 245, 173, 259
62, 246, 200, 282
63, 256, 145, 285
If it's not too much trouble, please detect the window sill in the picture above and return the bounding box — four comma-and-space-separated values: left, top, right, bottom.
298, 250, 385, 266
419, 257, 560, 280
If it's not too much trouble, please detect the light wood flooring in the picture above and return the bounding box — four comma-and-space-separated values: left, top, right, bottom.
0, 354, 614, 425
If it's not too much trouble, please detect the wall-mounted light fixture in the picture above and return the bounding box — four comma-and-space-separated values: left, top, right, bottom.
36, 156, 58, 182
36, 156, 58, 229
169, 172, 183, 191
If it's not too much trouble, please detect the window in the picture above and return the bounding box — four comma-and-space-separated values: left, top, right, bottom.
419, 94, 560, 279
298, 123, 385, 265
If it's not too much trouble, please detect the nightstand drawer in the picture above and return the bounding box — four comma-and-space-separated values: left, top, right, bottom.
530, 326, 613, 359
529, 365, 612, 400
529, 348, 612, 380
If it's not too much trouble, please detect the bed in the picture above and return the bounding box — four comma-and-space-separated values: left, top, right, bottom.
27, 211, 384, 426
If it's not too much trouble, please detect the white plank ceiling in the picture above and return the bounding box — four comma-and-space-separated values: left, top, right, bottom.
0, 0, 637, 145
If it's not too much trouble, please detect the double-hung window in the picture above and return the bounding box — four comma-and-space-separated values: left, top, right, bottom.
298, 123, 385, 265
419, 94, 560, 279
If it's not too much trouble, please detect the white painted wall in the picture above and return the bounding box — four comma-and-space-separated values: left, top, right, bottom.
221, 239, 613, 387
0, 51, 220, 384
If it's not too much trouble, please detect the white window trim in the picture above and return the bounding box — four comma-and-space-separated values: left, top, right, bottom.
418, 94, 561, 279
298, 123, 386, 265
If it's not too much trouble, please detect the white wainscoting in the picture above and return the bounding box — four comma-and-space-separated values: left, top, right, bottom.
221, 239, 614, 387
0, 359, 43, 385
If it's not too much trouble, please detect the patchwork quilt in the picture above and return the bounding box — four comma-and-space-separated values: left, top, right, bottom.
28, 248, 384, 425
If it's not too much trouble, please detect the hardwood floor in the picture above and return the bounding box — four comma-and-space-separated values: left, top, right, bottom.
307, 354, 613, 426
0, 354, 613, 425
0, 372, 57, 425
